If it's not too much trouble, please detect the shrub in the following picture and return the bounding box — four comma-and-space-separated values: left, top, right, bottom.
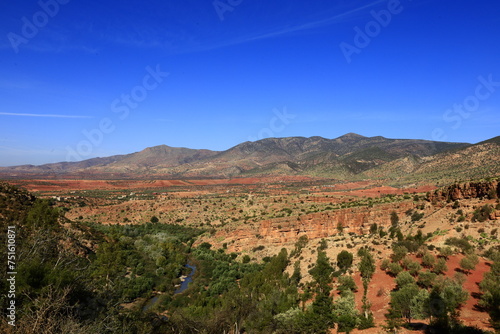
388, 262, 403, 276
411, 211, 425, 222
433, 258, 448, 274
445, 237, 472, 253
390, 211, 399, 226
338, 275, 357, 293
395, 271, 415, 288
418, 270, 437, 288
380, 258, 391, 271
472, 205, 493, 222
252, 245, 265, 252
337, 250, 353, 272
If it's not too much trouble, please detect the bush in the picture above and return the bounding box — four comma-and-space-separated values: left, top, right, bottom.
388, 262, 403, 276
472, 205, 493, 222
445, 237, 473, 253
338, 275, 357, 293
411, 211, 425, 222
390, 211, 399, 226
380, 258, 391, 271
395, 271, 415, 288
418, 270, 437, 288
252, 245, 265, 252
433, 258, 448, 274
337, 250, 353, 272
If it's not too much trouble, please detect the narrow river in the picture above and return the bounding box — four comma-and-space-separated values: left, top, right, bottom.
142, 263, 196, 312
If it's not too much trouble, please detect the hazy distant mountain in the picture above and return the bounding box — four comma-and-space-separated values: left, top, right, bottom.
1, 133, 495, 181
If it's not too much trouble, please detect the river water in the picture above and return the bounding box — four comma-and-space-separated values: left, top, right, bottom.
142, 263, 196, 312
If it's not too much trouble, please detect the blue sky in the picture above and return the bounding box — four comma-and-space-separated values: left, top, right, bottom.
1, 0, 499, 166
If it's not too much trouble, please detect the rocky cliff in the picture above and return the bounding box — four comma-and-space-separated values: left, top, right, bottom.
215, 201, 417, 252
428, 180, 499, 202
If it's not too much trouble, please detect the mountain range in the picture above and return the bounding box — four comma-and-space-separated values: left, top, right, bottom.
1, 133, 499, 183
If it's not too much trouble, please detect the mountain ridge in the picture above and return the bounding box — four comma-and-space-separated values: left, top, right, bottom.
1, 133, 497, 182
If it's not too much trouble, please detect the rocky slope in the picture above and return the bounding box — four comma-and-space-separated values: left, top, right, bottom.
428, 179, 500, 202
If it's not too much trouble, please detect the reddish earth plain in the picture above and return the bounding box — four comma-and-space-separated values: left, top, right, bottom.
6, 176, 316, 192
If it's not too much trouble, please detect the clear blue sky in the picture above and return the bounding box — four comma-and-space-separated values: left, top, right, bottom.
1, 0, 499, 166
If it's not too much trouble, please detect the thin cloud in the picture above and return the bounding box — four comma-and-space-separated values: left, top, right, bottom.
202, 0, 386, 51
94, 0, 387, 55
245, 0, 386, 42
0, 112, 93, 119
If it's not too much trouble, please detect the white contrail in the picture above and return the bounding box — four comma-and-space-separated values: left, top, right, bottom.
0, 112, 93, 118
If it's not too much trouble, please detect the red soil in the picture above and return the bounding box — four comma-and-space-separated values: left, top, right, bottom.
332, 185, 436, 198
5, 176, 315, 192
349, 255, 492, 332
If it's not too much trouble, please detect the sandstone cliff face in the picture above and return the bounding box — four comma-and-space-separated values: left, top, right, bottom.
428, 180, 499, 202
215, 201, 416, 251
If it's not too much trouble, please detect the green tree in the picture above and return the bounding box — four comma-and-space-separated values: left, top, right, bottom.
433, 258, 448, 275
26, 199, 60, 229
274, 307, 305, 334
391, 245, 408, 262
332, 291, 360, 333
291, 261, 301, 285
337, 250, 353, 273
460, 256, 476, 274
337, 275, 357, 295
388, 262, 403, 276
479, 251, 500, 330
407, 260, 422, 276
380, 258, 391, 271
439, 246, 453, 260
395, 271, 415, 289
309, 250, 334, 292
390, 211, 399, 226
305, 250, 336, 332
428, 277, 469, 328
422, 252, 436, 268
358, 252, 375, 281
418, 270, 437, 288
387, 284, 428, 325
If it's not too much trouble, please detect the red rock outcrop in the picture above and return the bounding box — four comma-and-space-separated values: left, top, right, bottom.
214, 201, 417, 250
428, 180, 499, 202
